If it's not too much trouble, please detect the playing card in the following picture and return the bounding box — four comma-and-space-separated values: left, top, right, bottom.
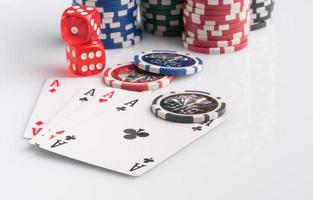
23, 78, 104, 139
30, 87, 150, 145
34, 94, 225, 176
30, 87, 105, 144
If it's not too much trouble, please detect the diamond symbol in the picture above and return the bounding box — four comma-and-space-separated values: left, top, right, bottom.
49, 88, 56, 93
35, 121, 44, 126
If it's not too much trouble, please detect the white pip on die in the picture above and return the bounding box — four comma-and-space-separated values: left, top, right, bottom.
61, 5, 101, 45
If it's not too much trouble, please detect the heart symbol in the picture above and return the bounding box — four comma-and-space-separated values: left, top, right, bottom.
55, 130, 65, 135
99, 98, 107, 103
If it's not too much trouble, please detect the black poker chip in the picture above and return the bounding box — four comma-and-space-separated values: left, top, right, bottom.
151, 90, 226, 123
251, 20, 270, 31
250, 0, 275, 31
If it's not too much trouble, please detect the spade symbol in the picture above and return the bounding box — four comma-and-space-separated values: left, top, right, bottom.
79, 97, 88, 102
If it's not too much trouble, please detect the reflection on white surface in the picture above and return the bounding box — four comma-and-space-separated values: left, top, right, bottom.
183, 27, 279, 170
228, 27, 277, 168
1, 0, 313, 199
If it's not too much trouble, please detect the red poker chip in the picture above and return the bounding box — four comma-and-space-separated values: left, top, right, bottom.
184, 22, 249, 37
184, 2, 250, 16
182, 0, 250, 54
185, 0, 250, 11
191, 0, 247, 3
183, 16, 248, 27
188, 0, 248, 6
185, 25, 250, 41
103, 62, 174, 92
183, 9, 249, 23
183, 40, 248, 54
183, 13, 249, 26
185, 30, 249, 41
184, 17, 249, 31
182, 32, 248, 48
183, 11, 249, 25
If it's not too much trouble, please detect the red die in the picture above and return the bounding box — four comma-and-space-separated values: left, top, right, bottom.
61, 5, 101, 45
66, 40, 106, 76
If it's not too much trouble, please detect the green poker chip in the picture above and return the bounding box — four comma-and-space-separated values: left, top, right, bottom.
142, 17, 183, 26
144, 22, 183, 32
142, 12, 183, 21
140, 5, 182, 15
141, 0, 183, 6
144, 26, 182, 37
140, 0, 183, 37
140, 1, 183, 10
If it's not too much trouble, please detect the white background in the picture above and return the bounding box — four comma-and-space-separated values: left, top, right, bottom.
1, 1, 313, 199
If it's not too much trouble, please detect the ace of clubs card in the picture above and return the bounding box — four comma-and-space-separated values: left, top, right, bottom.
35, 94, 225, 176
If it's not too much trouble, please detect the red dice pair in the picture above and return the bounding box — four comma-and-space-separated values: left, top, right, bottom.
61, 5, 106, 76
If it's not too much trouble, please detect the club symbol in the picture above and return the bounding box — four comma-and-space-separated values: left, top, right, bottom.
143, 158, 154, 163
65, 135, 76, 140
79, 97, 88, 102
123, 128, 149, 140
116, 106, 126, 111
192, 126, 202, 131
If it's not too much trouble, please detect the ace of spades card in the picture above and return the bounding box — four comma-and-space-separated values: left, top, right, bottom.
34, 94, 225, 176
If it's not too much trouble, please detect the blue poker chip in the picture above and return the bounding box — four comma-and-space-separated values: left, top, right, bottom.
100, 27, 141, 41
81, 0, 138, 10
102, 29, 142, 49
134, 50, 203, 76
100, 21, 138, 31
100, 20, 138, 32
99, 4, 138, 19
101, 10, 137, 24
81, 0, 134, 5
100, 25, 140, 39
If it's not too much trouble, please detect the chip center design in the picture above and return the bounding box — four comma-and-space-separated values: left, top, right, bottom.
112, 65, 162, 83
160, 94, 219, 115
142, 53, 196, 68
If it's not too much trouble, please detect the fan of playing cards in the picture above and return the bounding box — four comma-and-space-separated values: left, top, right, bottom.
24, 77, 226, 176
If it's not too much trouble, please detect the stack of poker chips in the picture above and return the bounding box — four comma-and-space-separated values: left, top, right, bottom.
103, 50, 203, 91
140, 0, 184, 37
250, 0, 275, 31
73, 0, 142, 49
182, 0, 251, 54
